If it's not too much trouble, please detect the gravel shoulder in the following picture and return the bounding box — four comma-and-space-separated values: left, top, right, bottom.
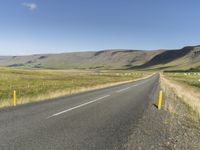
126, 76, 200, 150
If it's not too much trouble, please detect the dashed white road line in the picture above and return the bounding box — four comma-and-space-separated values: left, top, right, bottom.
47, 95, 110, 119
116, 87, 131, 93
115, 79, 150, 93
47, 76, 153, 118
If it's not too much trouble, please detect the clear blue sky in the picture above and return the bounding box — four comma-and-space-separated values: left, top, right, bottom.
0, 0, 200, 55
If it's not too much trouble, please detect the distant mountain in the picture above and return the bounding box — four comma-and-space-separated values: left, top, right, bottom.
138, 45, 200, 71
0, 49, 162, 69
0, 46, 200, 71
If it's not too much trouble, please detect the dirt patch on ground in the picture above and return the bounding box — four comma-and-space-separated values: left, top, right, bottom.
126, 76, 200, 150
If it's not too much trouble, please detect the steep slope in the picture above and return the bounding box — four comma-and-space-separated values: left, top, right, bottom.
140, 46, 200, 71
140, 46, 193, 67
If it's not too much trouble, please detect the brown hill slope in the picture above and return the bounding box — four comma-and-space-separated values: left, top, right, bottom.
0, 46, 199, 70
0, 50, 162, 69
139, 46, 200, 71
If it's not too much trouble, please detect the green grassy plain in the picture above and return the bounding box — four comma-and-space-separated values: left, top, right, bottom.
164, 72, 200, 89
0, 67, 151, 107
163, 72, 200, 118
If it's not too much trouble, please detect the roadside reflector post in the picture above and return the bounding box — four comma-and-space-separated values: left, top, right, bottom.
157, 90, 163, 110
13, 90, 17, 107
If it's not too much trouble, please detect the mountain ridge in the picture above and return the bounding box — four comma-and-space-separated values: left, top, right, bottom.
0, 45, 199, 71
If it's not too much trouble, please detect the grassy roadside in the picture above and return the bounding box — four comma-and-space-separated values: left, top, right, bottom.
127, 73, 200, 150
158, 75, 200, 149
164, 72, 200, 89
0, 67, 152, 108
162, 72, 200, 118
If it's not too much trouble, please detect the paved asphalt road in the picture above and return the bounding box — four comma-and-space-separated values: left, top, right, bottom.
0, 73, 159, 150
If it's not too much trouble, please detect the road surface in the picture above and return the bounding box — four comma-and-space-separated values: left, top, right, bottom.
0, 73, 159, 150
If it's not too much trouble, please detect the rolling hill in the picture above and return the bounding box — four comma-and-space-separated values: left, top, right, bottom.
0, 50, 162, 69
0, 45, 200, 70
139, 46, 200, 71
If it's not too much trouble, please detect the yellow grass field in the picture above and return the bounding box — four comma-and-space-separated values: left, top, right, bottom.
0, 68, 151, 108
162, 72, 200, 118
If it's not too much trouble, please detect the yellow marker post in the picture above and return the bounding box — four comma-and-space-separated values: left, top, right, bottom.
158, 90, 163, 110
13, 90, 17, 107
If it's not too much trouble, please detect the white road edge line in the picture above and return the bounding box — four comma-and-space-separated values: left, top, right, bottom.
47, 95, 110, 119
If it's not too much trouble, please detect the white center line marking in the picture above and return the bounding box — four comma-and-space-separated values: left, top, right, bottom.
47, 95, 110, 119
116, 87, 131, 93
115, 79, 150, 93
